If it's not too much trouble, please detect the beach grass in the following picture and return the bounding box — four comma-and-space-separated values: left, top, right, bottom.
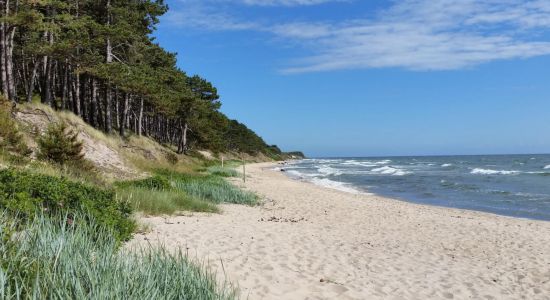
206, 165, 239, 177
0, 213, 235, 299
171, 175, 258, 206
116, 186, 219, 215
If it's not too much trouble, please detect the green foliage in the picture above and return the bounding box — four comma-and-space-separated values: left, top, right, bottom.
0, 98, 30, 156
116, 175, 171, 190
115, 174, 220, 215
37, 122, 85, 166
0, 169, 135, 242
206, 166, 238, 177
171, 175, 258, 206
117, 169, 258, 213
0, 213, 235, 299
285, 151, 306, 158
117, 187, 218, 215
166, 151, 179, 164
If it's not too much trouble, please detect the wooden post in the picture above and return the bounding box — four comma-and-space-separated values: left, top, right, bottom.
242, 156, 246, 183
221, 156, 224, 168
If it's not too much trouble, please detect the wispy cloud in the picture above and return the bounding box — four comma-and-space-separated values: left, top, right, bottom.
165, 0, 550, 72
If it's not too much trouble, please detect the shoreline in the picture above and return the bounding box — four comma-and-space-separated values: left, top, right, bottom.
131, 162, 550, 299
282, 165, 545, 223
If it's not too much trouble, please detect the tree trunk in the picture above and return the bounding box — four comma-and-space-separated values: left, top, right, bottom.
41, 31, 53, 106
138, 97, 143, 136
26, 59, 38, 102
90, 78, 98, 127
73, 71, 81, 115
119, 92, 129, 136
178, 122, 189, 154
61, 60, 69, 109
0, 2, 8, 99
5, 11, 16, 102
104, 0, 113, 133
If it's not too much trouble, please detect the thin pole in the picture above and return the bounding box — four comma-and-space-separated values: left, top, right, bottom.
221, 156, 224, 168
242, 156, 246, 183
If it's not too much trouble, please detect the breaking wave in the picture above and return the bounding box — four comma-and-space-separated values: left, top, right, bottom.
471, 168, 520, 175
371, 166, 410, 176
310, 178, 364, 194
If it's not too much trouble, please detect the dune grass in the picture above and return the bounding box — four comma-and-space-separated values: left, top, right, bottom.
0, 213, 235, 299
171, 175, 258, 206
117, 186, 219, 215
205, 166, 239, 177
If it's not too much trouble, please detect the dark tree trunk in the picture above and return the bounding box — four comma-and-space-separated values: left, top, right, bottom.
0, 4, 8, 99
89, 78, 98, 127
73, 71, 81, 115
26, 59, 38, 102
119, 92, 129, 136
138, 97, 143, 136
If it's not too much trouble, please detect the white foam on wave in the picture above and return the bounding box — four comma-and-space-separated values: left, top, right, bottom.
471, 168, 520, 175
317, 165, 343, 176
441, 163, 453, 167
286, 170, 305, 178
305, 158, 340, 164
310, 178, 365, 194
371, 166, 411, 176
283, 169, 323, 178
341, 160, 378, 167
544, 165, 550, 169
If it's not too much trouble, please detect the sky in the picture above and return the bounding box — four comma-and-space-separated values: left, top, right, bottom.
154, 0, 550, 157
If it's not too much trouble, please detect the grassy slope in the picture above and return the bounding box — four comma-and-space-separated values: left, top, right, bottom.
0, 102, 271, 299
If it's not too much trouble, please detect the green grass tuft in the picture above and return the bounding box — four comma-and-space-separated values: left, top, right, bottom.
0, 213, 235, 299
117, 186, 219, 215
206, 166, 238, 177
171, 175, 258, 206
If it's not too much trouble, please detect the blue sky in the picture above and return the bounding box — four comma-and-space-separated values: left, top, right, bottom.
154, 0, 550, 157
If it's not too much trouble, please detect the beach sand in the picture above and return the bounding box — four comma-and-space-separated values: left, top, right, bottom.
131, 162, 550, 299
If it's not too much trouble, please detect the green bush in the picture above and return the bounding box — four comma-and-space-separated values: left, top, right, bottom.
0, 213, 235, 299
115, 175, 171, 190
0, 98, 30, 156
165, 151, 179, 164
0, 168, 135, 242
37, 122, 85, 166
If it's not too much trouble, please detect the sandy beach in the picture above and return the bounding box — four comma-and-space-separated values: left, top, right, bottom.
132, 162, 550, 300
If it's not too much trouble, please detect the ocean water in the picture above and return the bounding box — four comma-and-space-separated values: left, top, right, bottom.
280, 154, 550, 221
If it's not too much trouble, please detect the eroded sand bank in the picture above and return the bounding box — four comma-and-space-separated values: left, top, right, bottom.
131, 162, 550, 299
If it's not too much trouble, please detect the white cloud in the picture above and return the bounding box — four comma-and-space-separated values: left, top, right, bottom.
166, 0, 550, 72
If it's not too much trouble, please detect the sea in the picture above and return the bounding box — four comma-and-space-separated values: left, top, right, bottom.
280, 154, 550, 221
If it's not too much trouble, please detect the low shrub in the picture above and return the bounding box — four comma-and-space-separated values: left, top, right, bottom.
0, 98, 30, 156
117, 186, 219, 215
37, 122, 85, 166
115, 175, 171, 190
0, 168, 135, 242
0, 213, 235, 299
165, 151, 179, 164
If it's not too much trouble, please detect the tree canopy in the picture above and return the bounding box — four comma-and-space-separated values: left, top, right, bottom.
0, 0, 292, 158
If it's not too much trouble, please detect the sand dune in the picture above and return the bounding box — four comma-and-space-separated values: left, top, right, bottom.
131, 162, 550, 299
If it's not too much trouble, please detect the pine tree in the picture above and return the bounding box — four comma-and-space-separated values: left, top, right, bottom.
37, 122, 84, 165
